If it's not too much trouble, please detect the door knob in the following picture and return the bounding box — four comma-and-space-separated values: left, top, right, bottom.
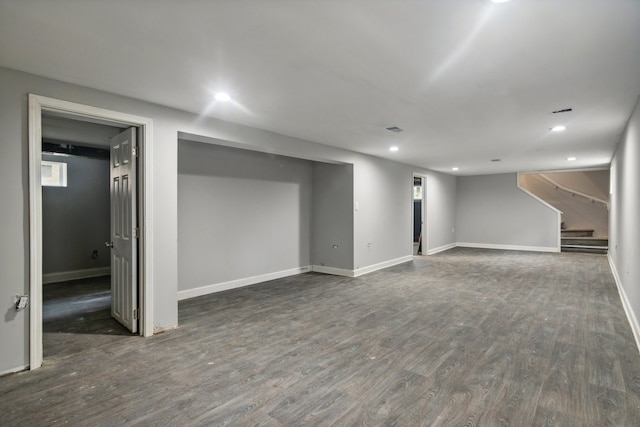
105, 241, 114, 248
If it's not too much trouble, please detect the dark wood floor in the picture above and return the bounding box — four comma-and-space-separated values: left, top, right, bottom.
2, 248, 640, 426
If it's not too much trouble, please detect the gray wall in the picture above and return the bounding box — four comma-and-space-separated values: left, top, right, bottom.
0, 67, 458, 373
42, 153, 110, 276
610, 95, 640, 340
424, 172, 457, 253
353, 157, 411, 270
456, 173, 560, 250
178, 140, 312, 290
311, 163, 354, 270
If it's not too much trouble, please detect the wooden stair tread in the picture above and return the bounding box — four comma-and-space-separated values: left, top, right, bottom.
561, 236, 608, 240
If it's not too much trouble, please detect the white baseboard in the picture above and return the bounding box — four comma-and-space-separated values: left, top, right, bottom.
456, 242, 559, 253
353, 255, 413, 277
0, 364, 28, 377
43, 267, 111, 284
311, 265, 354, 277
177, 266, 312, 301
427, 242, 456, 255
608, 254, 640, 355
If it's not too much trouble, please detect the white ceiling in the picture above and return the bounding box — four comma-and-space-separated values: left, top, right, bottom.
2, 0, 639, 175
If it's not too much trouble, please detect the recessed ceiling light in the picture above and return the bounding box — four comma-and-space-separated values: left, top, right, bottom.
452, 167, 459, 171
567, 157, 577, 161
551, 125, 566, 132
214, 92, 231, 102
389, 146, 399, 152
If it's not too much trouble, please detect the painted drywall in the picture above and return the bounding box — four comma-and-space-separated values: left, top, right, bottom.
520, 173, 609, 237
609, 95, 640, 346
178, 140, 312, 291
424, 171, 457, 253
544, 170, 610, 202
456, 173, 560, 251
42, 153, 110, 277
311, 163, 354, 271
0, 67, 457, 374
353, 157, 411, 270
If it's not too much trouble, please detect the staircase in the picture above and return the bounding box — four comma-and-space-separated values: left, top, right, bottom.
561, 229, 608, 254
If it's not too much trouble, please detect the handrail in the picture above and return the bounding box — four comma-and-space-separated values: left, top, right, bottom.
539, 174, 609, 210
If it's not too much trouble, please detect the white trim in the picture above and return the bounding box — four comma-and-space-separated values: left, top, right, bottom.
608, 254, 640, 355
427, 242, 456, 255
0, 365, 29, 377
177, 266, 312, 301
353, 255, 413, 277
28, 95, 43, 371
28, 94, 155, 370
312, 265, 354, 277
43, 267, 111, 284
456, 242, 559, 253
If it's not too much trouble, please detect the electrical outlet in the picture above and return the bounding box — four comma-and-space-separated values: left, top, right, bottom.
15, 295, 28, 311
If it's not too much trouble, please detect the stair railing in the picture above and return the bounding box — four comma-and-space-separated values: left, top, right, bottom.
539, 174, 609, 211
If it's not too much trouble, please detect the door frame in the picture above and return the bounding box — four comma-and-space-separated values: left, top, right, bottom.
413, 174, 427, 255
28, 94, 154, 369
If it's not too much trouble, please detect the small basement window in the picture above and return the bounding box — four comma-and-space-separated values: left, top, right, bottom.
41, 160, 67, 187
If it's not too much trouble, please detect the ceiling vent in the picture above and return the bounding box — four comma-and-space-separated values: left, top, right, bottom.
385, 126, 403, 133
552, 108, 573, 114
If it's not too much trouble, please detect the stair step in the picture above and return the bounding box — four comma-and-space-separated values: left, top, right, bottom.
561, 245, 608, 254
561, 228, 595, 237
561, 237, 608, 247
561, 244, 608, 249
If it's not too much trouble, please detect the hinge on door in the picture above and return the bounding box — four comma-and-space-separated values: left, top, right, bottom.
133, 227, 140, 238
133, 309, 139, 320
132, 146, 139, 157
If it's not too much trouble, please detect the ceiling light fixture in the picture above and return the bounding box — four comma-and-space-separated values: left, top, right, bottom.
214, 92, 231, 102
389, 146, 399, 152
452, 167, 459, 171
567, 157, 577, 161
551, 125, 566, 132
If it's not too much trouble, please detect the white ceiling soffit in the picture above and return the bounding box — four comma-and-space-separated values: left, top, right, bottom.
1, 0, 639, 175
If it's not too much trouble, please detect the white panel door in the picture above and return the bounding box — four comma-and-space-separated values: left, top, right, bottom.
109, 127, 138, 333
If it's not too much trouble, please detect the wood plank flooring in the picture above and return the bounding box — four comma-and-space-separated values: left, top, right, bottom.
2, 248, 640, 426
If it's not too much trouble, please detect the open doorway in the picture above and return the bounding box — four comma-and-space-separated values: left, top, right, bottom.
28, 95, 154, 370
413, 175, 425, 255
41, 115, 132, 357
